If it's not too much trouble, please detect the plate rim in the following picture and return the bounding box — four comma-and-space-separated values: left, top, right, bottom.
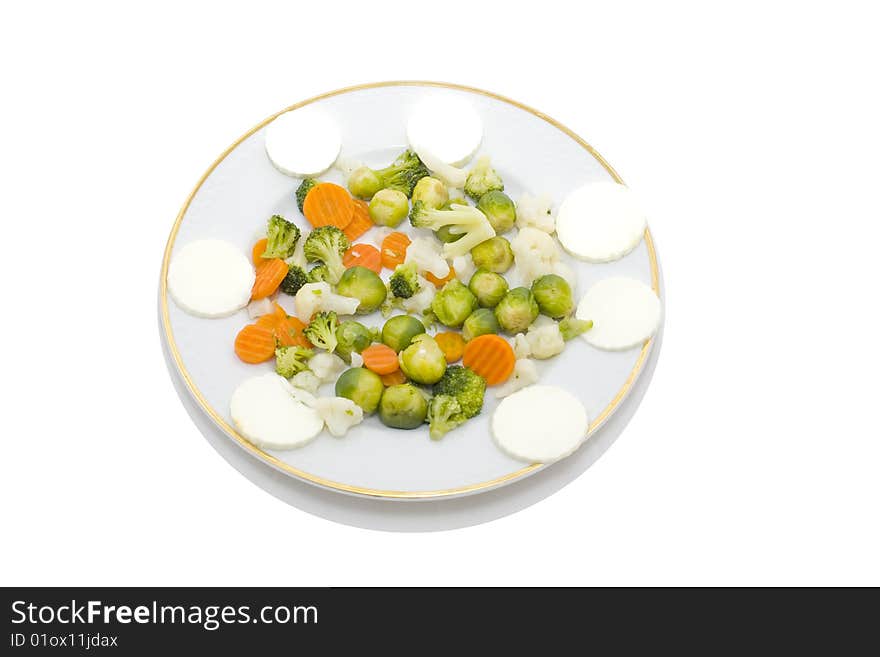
159, 80, 661, 500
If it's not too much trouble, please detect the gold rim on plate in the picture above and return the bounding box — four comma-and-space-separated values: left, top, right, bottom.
159, 81, 661, 500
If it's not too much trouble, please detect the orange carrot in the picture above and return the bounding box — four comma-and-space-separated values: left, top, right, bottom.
275, 315, 311, 348
434, 331, 465, 363
343, 243, 382, 273
302, 182, 354, 229
251, 258, 288, 300
425, 266, 456, 288
462, 334, 515, 385
380, 232, 411, 270
379, 369, 408, 386
361, 343, 400, 375
252, 238, 268, 266
343, 199, 373, 241
234, 323, 276, 364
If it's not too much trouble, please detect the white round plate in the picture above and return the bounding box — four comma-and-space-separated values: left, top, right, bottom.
160, 82, 662, 501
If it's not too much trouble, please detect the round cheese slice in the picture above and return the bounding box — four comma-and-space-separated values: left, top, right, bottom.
406, 96, 482, 166
492, 385, 589, 464
577, 277, 661, 351
167, 239, 255, 318
556, 181, 647, 263
265, 108, 341, 177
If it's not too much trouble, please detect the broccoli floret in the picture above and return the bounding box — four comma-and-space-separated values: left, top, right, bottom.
349, 150, 430, 198
303, 226, 349, 284
433, 365, 486, 419
295, 178, 319, 213
263, 214, 301, 259
464, 155, 504, 200
427, 394, 467, 440
409, 201, 495, 259
308, 264, 331, 283
559, 317, 593, 341
303, 311, 339, 353
279, 265, 309, 296
274, 345, 314, 378
389, 263, 421, 299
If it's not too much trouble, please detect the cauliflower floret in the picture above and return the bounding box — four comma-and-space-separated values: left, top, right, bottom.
315, 396, 364, 437
513, 333, 532, 359
294, 282, 360, 321
525, 322, 565, 359
516, 193, 556, 233
404, 236, 450, 279
290, 370, 321, 394
308, 352, 347, 383
246, 297, 274, 320
510, 227, 569, 287
350, 352, 364, 368
452, 253, 476, 284
402, 275, 436, 314
495, 359, 540, 398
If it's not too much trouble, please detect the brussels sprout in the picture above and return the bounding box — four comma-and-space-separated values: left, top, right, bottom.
335, 367, 384, 414
411, 176, 448, 210
336, 266, 387, 314
368, 188, 409, 228
381, 315, 426, 352
470, 236, 514, 273
431, 279, 478, 328
468, 269, 509, 308
531, 274, 574, 319
379, 384, 429, 429
398, 334, 447, 385
462, 308, 501, 342
348, 166, 383, 199
495, 287, 539, 334
435, 225, 464, 243
476, 190, 517, 233
335, 320, 378, 363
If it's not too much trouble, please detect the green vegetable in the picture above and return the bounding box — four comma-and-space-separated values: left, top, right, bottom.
559, 317, 593, 341
335, 320, 379, 363
476, 190, 516, 233
379, 384, 428, 429
495, 287, 539, 334
462, 308, 500, 342
295, 178, 318, 213
368, 188, 409, 228
426, 395, 465, 440
335, 367, 384, 414
398, 333, 447, 385
531, 274, 574, 319
468, 269, 509, 308
435, 225, 464, 243
464, 155, 504, 200
387, 263, 419, 299
427, 365, 487, 439
308, 264, 331, 283
347, 150, 429, 199
263, 214, 301, 259
411, 176, 448, 210
381, 315, 426, 352
303, 225, 349, 285
279, 265, 309, 296
336, 266, 387, 314
470, 236, 514, 273
431, 279, 478, 328
303, 311, 339, 352
274, 346, 313, 378
409, 201, 495, 258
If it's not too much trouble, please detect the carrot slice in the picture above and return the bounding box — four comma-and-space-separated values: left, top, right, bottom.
275, 315, 311, 348
380, 232, 411, 270
425, 266, 456, 288
251, 258, 288, 300
462, 334, 515, 385
252, 238, 268, 266
361, 343, 400, 375
234, 324, 276, 364
379, 369, 408, 386
302, 182, 354, 229
343, 199, 373, 241
343, 243, 382, 273
435, 331, 465, 363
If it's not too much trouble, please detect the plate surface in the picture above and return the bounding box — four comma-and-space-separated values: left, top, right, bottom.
160, 81, 660, 500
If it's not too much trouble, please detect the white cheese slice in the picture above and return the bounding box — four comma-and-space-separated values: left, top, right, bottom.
492, 385, 589, 464
230, 374, 324, 449
576, 277, 661, 350
556, 182, 647, 263
406, 96, 482, 166
167, 239, 255, 318
265, 108, 341, 177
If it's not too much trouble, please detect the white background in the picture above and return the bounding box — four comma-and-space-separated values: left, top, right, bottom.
2, 1, 878, 586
